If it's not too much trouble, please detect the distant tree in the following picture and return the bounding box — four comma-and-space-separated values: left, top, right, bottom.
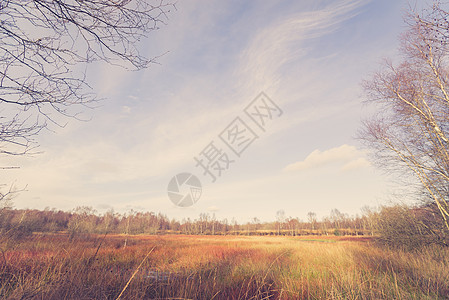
222, 218, 229, 234
285, 217, 299, 236
360, 206, 378, 236
276, 210, 285, 235
99, 209, 117, 234
307, 211, 317, 231
231, 218, 239, 235
67, 206, 97, 239
330, 209, 346, 229
321, 216, 331, 235
251, 217, 260, 233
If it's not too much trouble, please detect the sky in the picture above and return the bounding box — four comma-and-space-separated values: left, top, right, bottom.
0, 0, 429, 222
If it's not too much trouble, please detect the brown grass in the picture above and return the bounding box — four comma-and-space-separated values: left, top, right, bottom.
0, 234, 447, 299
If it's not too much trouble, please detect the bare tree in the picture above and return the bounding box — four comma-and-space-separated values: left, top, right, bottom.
307, 211, 316, 231
0, 0, 173, 156
251, 217, 259, 234
360, 3, 449, 230
276, 209, 285, 235
330, 208, 345, 229
360, 206, 378, 236
0, 183, 24, 209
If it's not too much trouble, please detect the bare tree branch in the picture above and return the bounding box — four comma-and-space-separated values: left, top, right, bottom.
0, 0, 173, 155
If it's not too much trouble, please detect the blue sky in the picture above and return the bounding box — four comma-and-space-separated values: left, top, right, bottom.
1, 0, 427, 222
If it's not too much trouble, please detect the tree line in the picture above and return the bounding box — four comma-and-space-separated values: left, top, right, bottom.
1, 202, 447, 248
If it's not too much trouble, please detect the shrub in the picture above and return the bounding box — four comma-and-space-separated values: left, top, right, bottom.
376, 204, 449, 249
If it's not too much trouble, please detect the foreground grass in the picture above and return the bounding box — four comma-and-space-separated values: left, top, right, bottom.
0, 234, 447, 299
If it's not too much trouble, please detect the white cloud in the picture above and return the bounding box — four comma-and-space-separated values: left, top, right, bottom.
341, 157, 371, 171
121, 106, 131, 114
284, 144, 370, 172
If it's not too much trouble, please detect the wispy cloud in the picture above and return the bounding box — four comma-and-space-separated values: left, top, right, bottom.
237, 0, 367, 96
284, 144, 370, 172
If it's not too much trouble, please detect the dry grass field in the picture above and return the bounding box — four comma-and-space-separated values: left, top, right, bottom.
0, 234, 447, 299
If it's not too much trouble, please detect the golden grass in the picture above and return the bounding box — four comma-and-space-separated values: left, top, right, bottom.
0, 234, 447, 299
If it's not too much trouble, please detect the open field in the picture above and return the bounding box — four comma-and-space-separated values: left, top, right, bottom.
0, 234, 448, 299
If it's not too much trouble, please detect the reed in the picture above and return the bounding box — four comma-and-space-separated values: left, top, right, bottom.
0, 234, 447, 299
